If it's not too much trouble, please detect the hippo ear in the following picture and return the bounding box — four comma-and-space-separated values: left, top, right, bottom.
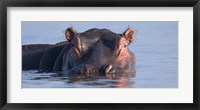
123, 28, 135, 44
65, 27, 77, 42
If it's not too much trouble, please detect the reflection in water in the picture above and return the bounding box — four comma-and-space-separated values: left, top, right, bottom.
22, 70, 135, 88
117, 76, 134, 88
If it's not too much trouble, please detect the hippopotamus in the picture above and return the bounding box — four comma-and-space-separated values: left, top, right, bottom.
22, 42, 67, 72
22, 27, 136, 78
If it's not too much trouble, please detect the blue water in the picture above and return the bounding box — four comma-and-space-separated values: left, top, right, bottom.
22, 21, 178, 88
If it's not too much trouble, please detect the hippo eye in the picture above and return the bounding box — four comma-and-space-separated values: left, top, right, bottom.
124, 45, 127, 48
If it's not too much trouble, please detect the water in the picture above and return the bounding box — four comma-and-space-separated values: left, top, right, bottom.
22, 21, 178, 88
22, 70, 135, 88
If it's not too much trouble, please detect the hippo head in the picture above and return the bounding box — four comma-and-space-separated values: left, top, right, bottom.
63, 27, 136, 78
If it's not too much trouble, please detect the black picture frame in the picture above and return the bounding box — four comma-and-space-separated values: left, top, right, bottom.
0, 0, 199, 110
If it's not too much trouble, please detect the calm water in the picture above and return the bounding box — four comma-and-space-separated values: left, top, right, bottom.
22, 22, 178, 88
22, 70, 136, 88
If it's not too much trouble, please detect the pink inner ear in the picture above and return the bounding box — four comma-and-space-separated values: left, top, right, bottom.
65, 28, 77, 42
124, 28, 135, 43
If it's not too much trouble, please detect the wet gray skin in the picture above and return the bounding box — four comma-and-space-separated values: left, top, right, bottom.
61, 28, 136, 78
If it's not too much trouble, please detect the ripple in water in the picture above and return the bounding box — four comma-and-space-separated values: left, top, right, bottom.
22, 70, 135, 88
